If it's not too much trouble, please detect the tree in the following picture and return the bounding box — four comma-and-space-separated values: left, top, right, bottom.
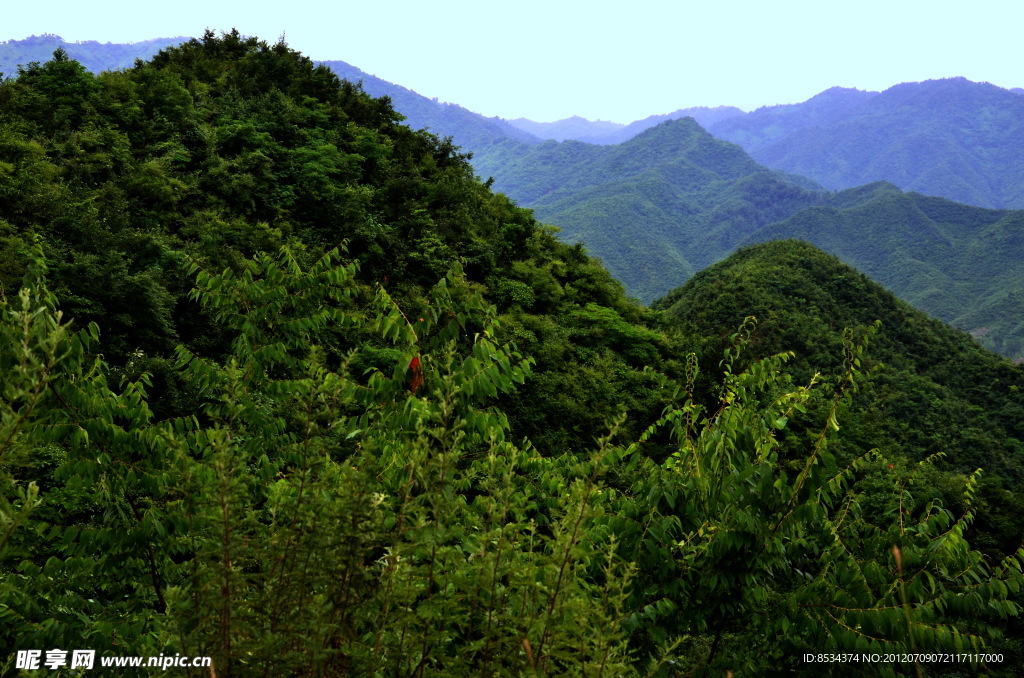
608, 319, 1024, 675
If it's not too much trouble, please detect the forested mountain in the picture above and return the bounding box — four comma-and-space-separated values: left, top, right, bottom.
3, 32, 1024, 676
507, 78, 1024, 212
0, 34, 186, 76
708, 78, 1024, 209
507, 114, 624, 141
507, 106, 745, 144
706, 86, 878, 150
472, 116, 1024, 360
472, 117, 826, 302
657, 239, 1024, 573
657, 240, 1024, 484
0, 31, 660, 457
10, 38, 1024, 356
301, 63, 1024, 361
0, 31, 670, 673
740, 182, 1024, 357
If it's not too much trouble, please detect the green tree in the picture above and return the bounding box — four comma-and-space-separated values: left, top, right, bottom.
608, 319, 1024, 674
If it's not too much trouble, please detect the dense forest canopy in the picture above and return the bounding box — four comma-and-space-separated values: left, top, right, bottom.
2, 31, 1024, 676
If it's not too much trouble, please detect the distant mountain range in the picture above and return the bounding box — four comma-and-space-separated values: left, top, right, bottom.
506, 79, 1024, 210
0, 33, 185, 76
471, 119, 1024, 358
318, 60, 542, 149
507, 107, 744, 145
709, 78, 1024, 210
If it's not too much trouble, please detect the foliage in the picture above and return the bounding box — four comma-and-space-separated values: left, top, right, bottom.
655, 240, 1024, 482
607, 319, 1024, 674
1, 246, 643, 676
4, 253, 1023, 676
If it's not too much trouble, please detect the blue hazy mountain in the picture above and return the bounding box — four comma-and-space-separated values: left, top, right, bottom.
0, 34, 186, 76
708, 78, 1024, 209
507, 106, 745, 144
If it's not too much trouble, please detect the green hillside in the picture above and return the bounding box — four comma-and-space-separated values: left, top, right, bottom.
656, 239, 1024, 482
0, 30, 668, 457
474, 118, 825, 302
744, 183, 1024, 357
656, 240, 1024, 589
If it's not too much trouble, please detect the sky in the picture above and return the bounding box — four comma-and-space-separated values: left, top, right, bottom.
5, 0, 1022, 123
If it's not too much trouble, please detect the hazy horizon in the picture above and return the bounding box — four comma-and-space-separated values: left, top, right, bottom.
6, 0, 1022, 123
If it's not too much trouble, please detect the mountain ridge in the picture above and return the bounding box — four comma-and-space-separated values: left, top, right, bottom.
472, 117, 827, 302
317, 59, 542, 148
737, 182, 1024, 356
657, 238, 1024, 482
0, 33, 187, 76
506, 106, 746, 144
710, 77, 1024, 208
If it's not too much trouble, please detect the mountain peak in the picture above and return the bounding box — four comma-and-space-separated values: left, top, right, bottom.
626, 116, 706, 140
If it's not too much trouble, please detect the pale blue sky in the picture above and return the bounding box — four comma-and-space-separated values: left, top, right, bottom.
5, 0, 1021, 123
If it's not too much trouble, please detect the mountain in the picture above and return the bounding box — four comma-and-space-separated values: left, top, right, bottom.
472, 117, 1024, 361
598, 106, 745, 144
498, 78, 1024, 211
708, 78, 1024, 209
318, 59, 541, 149
506, 106, 745, 144
0, 31, 681, 673
737, 182, 1024, 357
0, 29, 670, 458
707, 86, 877, 149
0, 34, 186, 76
471, 118, 825, 303
506, 114, 624, 141
656, 239, 1024, 487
